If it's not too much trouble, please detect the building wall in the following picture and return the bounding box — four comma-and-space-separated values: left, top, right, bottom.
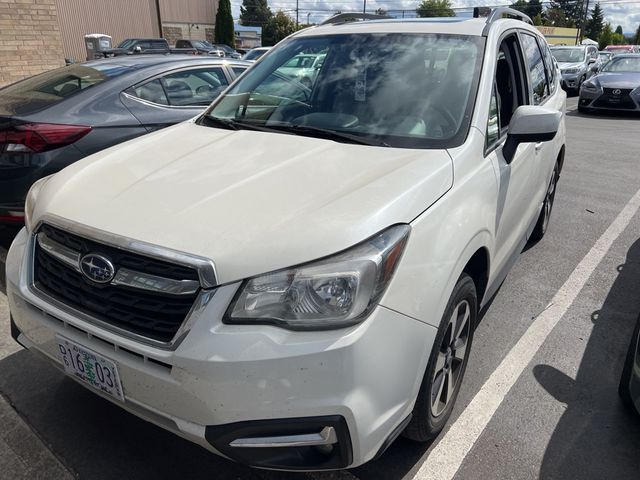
0, 0, 65, 87
159, 0, 216, 24
55, 0, 160, 62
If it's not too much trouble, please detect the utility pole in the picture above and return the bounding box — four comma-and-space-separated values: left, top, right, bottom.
296, 0, 299, 28
307, 12, 311, 25
363, 0, 366, 15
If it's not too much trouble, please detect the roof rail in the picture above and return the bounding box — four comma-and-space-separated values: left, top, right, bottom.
320, 12, 390, 26
476, 7, 533, 35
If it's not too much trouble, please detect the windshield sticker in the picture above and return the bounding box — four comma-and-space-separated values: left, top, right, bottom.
355, 68, 367, 102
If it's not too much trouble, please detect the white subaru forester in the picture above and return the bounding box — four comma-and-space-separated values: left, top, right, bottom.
7, 9, 565, 471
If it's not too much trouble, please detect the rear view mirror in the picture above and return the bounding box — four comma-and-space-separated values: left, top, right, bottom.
503, 106, 562, 164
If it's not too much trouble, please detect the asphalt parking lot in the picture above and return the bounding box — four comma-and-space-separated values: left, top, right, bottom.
1, 96, 639, 480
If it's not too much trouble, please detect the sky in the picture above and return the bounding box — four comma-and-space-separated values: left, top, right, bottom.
230, 0, 640, 35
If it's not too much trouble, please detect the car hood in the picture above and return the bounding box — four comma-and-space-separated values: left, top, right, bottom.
592, 72, 640, 89
558, 62, 584, 70
35, 122, 453, 284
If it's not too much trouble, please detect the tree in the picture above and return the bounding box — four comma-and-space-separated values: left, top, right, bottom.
614, 25, 623, 35
584, 3, 604, 41
598, 23, 612, 50
548, 0, 580, 27
214, 0, 235, 47
375, 7, 387, 16
542, 7, 569, 27
240, 0, 272, 27
510, 0, 542, 18
416, 0, 455, 17
264, 11, 297, 46
634, 24, 640, 44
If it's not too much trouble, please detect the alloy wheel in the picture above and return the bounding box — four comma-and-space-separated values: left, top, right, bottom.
430, 299, 471, 417
541, 168, 557, 233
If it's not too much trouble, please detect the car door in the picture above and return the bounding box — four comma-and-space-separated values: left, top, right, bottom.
120, 66, 231, 132
485, 32, 541, 275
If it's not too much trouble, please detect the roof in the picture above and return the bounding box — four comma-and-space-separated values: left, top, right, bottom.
82, 55, 250, 69
294, 17, 536, 38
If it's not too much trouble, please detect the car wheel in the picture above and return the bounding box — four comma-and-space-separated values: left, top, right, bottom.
530, 162, 559, 243
403, 274, 477, 442
618, 314, 640, 410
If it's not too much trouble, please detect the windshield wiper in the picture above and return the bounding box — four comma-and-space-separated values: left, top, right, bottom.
268, 124, 390, 147
200, 116, 282, 133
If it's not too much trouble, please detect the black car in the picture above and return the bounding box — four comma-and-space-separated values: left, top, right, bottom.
578, 54, 640, 113
0, 56, 249, 224
212, 44, 242, 59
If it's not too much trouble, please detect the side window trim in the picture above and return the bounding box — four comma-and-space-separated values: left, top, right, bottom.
537, 36, 556, 96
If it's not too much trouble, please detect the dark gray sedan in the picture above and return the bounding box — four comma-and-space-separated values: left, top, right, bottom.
578, 54, 640, 113
0, 56, 249, 224
619, 313, 640, 415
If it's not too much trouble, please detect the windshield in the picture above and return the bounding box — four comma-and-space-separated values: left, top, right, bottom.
244, 49, 268, 61
598, 53, 611, 61
118, 39, 137, 49
192, 40, 213, 49
602, 57, 640, 72
551, 48, 586, 63
203, 33, 484, 149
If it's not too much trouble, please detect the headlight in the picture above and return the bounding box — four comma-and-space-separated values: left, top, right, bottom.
24, 174, 54, 232
581, 81, 598, 91
225, 224, 410, 330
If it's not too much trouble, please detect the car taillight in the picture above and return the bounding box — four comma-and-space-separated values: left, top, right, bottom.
0, 123, 91, 153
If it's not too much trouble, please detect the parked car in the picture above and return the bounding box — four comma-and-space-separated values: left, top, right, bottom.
550, 45, 599, 92
102, 38, 196, 57
242, 46, 271, 62
598, 51, 615, 65
175, 39, 224, 57
211, 44, 242, 59
605, 45, 640, 55
7, 8, 565, 471
0, 56, 249, 223
619, 313, 640, 415
277, 52, 326, 88
578, 54, 640, 113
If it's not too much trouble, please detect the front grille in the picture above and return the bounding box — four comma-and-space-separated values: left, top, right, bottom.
33, 224, 201, 343
593, 88, 636, 109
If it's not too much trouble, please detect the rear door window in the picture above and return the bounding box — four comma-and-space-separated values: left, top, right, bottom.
520, 33, 549, 105
129, 79, 169, 105
161, 68, 229, 106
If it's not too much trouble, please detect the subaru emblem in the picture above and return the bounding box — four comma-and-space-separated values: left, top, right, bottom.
612, 89, 622, 95
80, 254, 115, 284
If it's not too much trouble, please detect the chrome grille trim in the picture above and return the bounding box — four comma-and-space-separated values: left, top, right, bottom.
36, 232, 200, 296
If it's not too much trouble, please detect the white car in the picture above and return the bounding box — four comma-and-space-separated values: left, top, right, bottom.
7, 8, 565, 471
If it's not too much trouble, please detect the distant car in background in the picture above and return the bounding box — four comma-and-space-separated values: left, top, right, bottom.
578, 54, 640, 113
102, 38, 196, 56
176, 39, 225, 57
551, 45, 598, 92
0, 56, 249, 224
605, 45, 640, 55
242, 47, 271, 63
598, 51, 614, 65
212, 44, 242, 59
277, 53, 326, 88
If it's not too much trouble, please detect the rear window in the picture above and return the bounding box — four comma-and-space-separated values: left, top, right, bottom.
0, 63, 134, 116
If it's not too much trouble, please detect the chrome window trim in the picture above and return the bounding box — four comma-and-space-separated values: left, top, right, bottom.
33, 214, 217, 288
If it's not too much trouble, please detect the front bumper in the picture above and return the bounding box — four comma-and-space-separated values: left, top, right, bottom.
6, 227, 436, 470
561, 71, 584, 90
579, 88, 640, 112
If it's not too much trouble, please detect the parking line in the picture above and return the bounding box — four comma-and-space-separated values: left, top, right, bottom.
412, 185, 640, 480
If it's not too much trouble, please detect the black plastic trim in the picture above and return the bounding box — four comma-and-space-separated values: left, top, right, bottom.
205, 415, 352, 470
372, 413, 412, 461
9, 315, 26, 348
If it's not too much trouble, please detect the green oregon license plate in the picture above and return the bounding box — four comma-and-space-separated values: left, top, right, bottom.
56, 336, 124, 401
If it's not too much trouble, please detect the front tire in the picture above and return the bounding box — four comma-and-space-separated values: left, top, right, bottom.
403, 274, 477, 442
530, 162, 559, 243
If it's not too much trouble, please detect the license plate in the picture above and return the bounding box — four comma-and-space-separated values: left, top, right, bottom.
56, 336, 124, 401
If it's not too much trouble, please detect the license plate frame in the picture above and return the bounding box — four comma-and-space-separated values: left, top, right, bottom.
56, 335, 124, 401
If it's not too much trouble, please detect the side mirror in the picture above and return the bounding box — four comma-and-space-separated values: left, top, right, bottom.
503, 106, 561, 164
588, 58, 596, 64
590, 65, 599, 73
